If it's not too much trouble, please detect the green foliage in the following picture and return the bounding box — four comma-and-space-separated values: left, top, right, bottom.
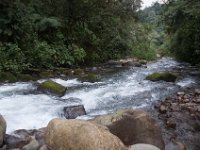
131, 24, 156, 60
0, 0, 147, 73
0, 43, 27, 73
163, 0, 200, 65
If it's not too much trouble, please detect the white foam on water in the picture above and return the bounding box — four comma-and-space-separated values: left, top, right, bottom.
0, 83, 35, 98
0, 94, 65, 133
176, 78, 196, 87
0, 58, 197, 132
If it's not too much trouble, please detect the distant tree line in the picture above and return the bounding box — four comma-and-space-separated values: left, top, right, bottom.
0, 0, 152, 73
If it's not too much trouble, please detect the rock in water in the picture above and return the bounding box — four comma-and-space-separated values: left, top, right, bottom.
45, 119, 125, 150
38, 80, 67, 96
131, 144, 160, 150
146, 72, 177, 82
0, 114, 6, 147
63, 105, 86, 119
91, 109, 164, 150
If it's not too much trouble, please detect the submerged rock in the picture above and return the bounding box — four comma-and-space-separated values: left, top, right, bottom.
38, 80, 67, 96
91, 109, 164, 150
146, 72, 177, 82
0, 114, 6, 147
63, 105, 86, 119
45, 119, 125, 150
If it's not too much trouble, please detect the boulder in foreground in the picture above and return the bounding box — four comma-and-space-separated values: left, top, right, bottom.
38, 80, 67, 96
146, 72, 177, 82
0, 114, 6, 147
91, 109, 164, 150
45, 119, 126, 150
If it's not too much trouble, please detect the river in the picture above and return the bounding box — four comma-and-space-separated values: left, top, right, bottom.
0, 57, 199, 133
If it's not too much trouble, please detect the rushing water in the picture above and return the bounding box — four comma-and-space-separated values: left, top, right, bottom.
0, 58, 199, 133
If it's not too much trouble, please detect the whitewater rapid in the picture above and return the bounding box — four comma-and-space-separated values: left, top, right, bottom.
0, 58, 199, 132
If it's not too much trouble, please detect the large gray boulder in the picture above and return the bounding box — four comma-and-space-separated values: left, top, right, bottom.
45, 118, 126, 150
0, 114, 6, 147
91, 109, 164, 150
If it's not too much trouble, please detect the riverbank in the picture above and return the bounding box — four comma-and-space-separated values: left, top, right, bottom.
148, 88, 200, 150
0, 57, 148, 84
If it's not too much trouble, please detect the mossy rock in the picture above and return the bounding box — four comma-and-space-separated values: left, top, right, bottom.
0, 72, 17, 83
17, 74, 37, 82
146, 72, 177, 82
38, 80, 67, 96
80, 73, 98, 83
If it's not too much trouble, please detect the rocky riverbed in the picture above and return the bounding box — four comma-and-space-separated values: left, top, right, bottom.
148, 89, 200, 150
0, 57, 200, 149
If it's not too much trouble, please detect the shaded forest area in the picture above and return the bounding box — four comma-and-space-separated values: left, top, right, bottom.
0, 0, 199, 74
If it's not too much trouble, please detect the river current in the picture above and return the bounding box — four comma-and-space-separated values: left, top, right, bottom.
0, 58, 199, 133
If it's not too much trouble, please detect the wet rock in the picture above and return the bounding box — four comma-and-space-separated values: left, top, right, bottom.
159, 105, 167, 114
130, 144, 160, 150
63, 105, 86, 119
22, 138, 40, 150
34, 128, 46, 146
134, 63, 142, 67
0, 114, 6, 147
165, 141, 186, 150
5, 134, 31, 149
121, 61, 134, 67
166, 118, 176, 129
91, 109, 164, 150
195, 89, 200, 95
45, 119, 125, 150
38, 80, 67, 96
146, 72, 177, 82
107, 60, 122, 66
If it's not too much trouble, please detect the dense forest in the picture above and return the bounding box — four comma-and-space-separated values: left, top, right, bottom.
0, 0, 200, 74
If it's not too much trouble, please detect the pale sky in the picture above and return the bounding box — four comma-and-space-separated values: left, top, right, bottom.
142, 0, 161, 9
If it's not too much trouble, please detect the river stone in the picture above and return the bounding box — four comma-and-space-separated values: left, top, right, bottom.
0, 114, 6, 147
146, 72, 177, 82
45, 118, 125, 150
91, 109, 164, 150
38, 80, 67, 96
4, 133, 31, 149
131, 144, 160, 150
63, 105, 86, 119
165, 142, 186, 150
22, 138, 40, 150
